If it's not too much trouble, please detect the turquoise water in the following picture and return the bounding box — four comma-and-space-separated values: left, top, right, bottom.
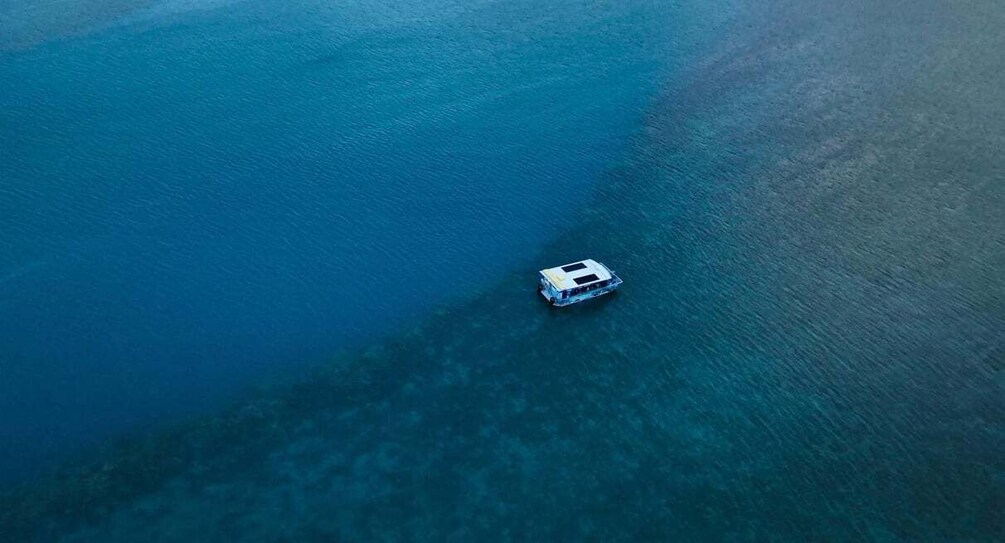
1, 0, 702, 479
2, 0, 1004, 540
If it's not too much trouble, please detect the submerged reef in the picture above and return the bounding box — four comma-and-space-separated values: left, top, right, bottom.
3, 0, 1004, 540
1, 339, 429, 539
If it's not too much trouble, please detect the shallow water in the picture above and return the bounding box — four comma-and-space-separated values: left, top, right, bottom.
3, 0, 1004, 540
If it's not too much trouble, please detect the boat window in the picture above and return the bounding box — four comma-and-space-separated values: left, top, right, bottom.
562, 262, 588, 272
573, 274, 599, 285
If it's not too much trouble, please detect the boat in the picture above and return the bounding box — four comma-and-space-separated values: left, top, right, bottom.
537, 259, 622, 306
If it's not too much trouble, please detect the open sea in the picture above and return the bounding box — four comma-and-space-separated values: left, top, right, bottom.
1, 0, 1002, 540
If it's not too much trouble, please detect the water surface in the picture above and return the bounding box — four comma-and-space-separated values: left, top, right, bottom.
2, 0, 1003, 540
1, 0, 695, 480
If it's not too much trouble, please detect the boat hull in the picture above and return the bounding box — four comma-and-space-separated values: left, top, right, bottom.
539, 277, 622, 307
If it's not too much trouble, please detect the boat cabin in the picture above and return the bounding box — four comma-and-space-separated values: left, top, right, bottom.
538, 259, 622, 306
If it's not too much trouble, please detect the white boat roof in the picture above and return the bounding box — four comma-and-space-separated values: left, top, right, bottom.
539, 259, 612, 291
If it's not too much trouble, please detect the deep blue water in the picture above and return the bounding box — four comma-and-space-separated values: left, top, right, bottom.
2, 0, 1004, 540
1, 0, 701, 480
